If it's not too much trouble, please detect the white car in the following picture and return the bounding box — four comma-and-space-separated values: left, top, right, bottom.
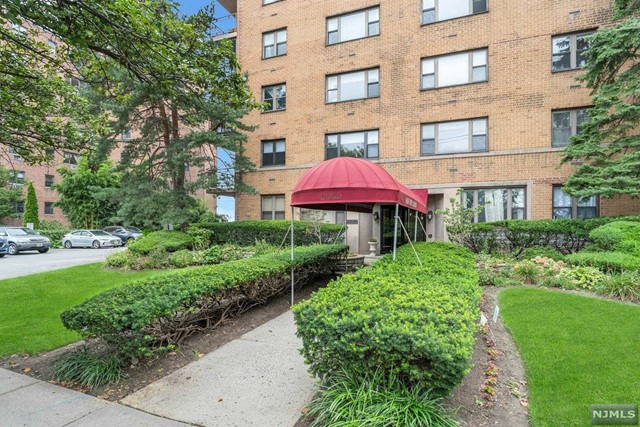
62, 230, 122, 249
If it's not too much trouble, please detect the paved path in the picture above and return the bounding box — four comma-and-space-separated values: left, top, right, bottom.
0, 368, 190, 427
122, 310, 316, 427
0, 248, 124, 280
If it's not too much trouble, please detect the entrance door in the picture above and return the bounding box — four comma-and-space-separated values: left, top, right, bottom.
380, 206, 428, 254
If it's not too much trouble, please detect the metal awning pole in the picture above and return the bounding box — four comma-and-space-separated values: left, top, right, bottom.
392, 203, 399, 261
344, 205, 348, 248
413, 211, 418, 242
290, 207, 295, 306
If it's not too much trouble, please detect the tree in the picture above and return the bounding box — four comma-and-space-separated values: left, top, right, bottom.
54, 156, 121, 229
0, 166, 23, 220
22, 182, 39, 228
562, 1, 640, 198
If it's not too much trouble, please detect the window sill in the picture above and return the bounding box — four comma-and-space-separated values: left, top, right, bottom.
261, 109, 286, 114
421, 149, 488, 157
420, 80, 488, 92
326, 33, 380, 48
420, 10, 489, 27
325, 96, 380, 105
262, 53, 287, 61
551, 67, 586, 74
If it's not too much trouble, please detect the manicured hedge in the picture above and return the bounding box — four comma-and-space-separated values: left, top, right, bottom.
61, 244, 347, 358
293, 242, 481, 397
197, 220, 344, 246
449, 216, 640, 254
566, 221, 640, 272
127, 231, 193, 255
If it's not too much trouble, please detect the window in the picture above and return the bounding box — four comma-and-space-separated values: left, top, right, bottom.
552, 108, 588, 147
422, 0, 488, 24
121, 130, 131, 140
422, 49, 487, 89
65, 76, 80, 87
326, 68, 379, 103
421, 118, 487, 155
12, 24, 27, 36
327, 7, 380, 45
462, 187, 526, 222
44, 202, 54, 215
47, 40, 57, 53
10, 170, 25, 186
326, 130, 379, 160
63, 152, 79, 165
553, 186, 597, 219
552, 31, 593, 72
15, 201, 25, 214
45, 174, 54, 188
262, 84, 286, 112
263, 29, 287, 58
262, 139, 286, 166
8, 146, 21, 160
262, 195, 285, 220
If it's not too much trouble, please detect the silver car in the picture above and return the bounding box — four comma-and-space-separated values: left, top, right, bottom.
62, 230, 122, 249
0, 226, 51, 255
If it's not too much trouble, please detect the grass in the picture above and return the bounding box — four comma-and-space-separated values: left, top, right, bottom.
0, 263, 158, 356
500, 288, 640, 427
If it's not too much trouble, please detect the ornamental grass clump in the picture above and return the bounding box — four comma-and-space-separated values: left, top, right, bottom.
293, 242, 481, 397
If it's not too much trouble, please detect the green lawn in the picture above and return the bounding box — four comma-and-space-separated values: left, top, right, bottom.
0, 263, 159, 356
500, 288, 640, 427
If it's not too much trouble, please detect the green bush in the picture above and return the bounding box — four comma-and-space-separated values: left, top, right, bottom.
596, 272, 640, 303
186, 226, 213, 251
558, 266, 606, 291
306, 369, 458, 427
36, 220, 69, 249
588, 221, 640, 256
167, 249, 204, 268
293, 242, 480, 397
62, 244, 347, 358
128, 231, 193, 255
519, 246, 565, 261
566, 251, 640, 273
199, 220, 344, 246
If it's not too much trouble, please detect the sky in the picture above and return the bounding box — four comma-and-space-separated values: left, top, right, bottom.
178, 1, 237, 220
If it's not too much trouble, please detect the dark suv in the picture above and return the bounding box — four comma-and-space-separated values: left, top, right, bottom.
0, 236, 7, 257
103, 226, 143, 244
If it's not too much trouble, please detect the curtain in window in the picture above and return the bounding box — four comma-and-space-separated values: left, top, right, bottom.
483, 189, 506, 222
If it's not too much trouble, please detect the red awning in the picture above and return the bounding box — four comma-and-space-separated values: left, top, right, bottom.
291, 157, 428, 213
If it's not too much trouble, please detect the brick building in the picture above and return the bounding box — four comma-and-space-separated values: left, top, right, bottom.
219, 0, 640, 253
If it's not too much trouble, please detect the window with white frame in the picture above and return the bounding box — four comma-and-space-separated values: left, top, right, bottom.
261, 195, 285, 220
327, 7, 380, 45
15, 201, 25, 214
462, 187, 526, 222
8, 146, 21, 160
421, 49, 487, 89
326, 68, 379, 103
422, 0, 488, 25
262, 84, 286, 112
263, 29, 287, 58
552, 108, 588, 147
10, 170, 25, 186
262, 139, 286, 166
44, 202, 54, 215
45, 174, 55, 188
552, 31, 593, 72
421, 118, 487, 155
326, 130, 379, 160
63, 151, 79, 165
553, 186, 597, 219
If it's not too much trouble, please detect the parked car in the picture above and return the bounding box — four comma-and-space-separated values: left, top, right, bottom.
0, 226, 51, 255
62, 230, 123, 249
103, 226, 143, 244
0, 236, 7, 258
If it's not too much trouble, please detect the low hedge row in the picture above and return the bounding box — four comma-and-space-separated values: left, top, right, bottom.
293, 242, 481, 397
127, 231, 194, 255
566, 221, 640, 272
449, 216, 640, 254
61, 244, 347, 358
196, 220, 344, 246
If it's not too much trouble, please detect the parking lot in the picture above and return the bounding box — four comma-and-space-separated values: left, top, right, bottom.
0, 247, 125, 280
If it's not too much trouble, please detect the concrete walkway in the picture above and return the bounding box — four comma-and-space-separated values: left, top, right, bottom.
0, 368, 190, 427
122, 310, 316, 427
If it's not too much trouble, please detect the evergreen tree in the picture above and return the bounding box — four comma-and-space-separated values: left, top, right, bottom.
22, 182, 39, 228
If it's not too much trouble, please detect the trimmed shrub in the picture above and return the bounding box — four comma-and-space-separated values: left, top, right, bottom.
519, 246, 565, 261
62, 244, 347, 358
566, 251, 640, 273
199, 220, 344, 246
36, 220, 69, 249
293, 242, 481, 397
128, 231, 193, 255
588, 221, 640, 256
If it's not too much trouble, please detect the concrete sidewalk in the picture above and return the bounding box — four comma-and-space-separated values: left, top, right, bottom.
0, 368, 190, 427
122, 310, 316, 427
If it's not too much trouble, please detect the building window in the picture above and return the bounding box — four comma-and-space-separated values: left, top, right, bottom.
63, 151, 79, 165
421, 118, 487, 155
422, 0, 488, 25
121, 130, 131, 140
552, 31, 593, 72
45, 174, 55, 188
262, 84, 286, 112
553, 186, 597, 219
44, 202, 54, 215
263, 29, 287, 58
422, 49, 487, 89
8, 146, 21, 160
462, 187, 526, 222
326, 130, 379, 160
47, 40, 57, 53
327, 7, 380, 45
12, 24, 27, 36
262, 140, 286, 166
262, 195, 285, 220
10, 171, 25, 186
552, 108, 588, 147
326, 68, 379, 103
15, 201, 25, 214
